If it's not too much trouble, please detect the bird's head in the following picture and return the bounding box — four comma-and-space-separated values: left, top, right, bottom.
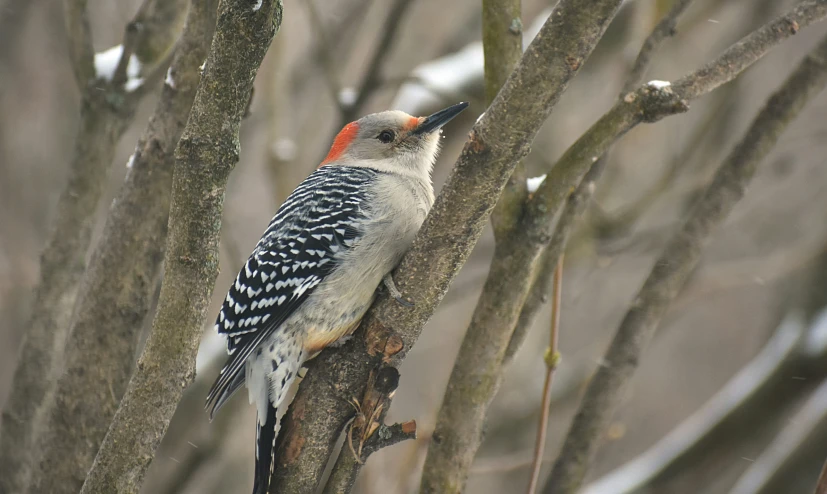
320, 102, 469, 179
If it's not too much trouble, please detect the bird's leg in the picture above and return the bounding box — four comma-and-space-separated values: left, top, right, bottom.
383, 273, 413, 307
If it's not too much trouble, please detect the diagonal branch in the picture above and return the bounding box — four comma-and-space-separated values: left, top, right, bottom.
77, 2, 283, 493
0, 1, 187, 492
543, 29, 827, 494
269, 0, 627, 492
27, 1, 217, 492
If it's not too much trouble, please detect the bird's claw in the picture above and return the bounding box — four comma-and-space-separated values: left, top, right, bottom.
383, 273, 414, 307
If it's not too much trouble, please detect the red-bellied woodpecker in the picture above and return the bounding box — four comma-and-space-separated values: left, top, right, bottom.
205, 102, 468, 494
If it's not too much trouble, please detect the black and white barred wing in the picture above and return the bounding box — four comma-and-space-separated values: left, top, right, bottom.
206, 166, 378, 417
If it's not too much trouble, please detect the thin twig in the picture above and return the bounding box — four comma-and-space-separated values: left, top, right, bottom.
527, 256, 564, 494
339, 0, 415, 125
543, 30, 827, 494
506, 0, 696, 363
303, 0, 346, 115
622, 0, 694, 94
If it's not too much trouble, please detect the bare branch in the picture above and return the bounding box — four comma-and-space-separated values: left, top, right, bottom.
483, 0, 527, 241
339, 0, 416, 125
270, 0, 627, 491
77, 2, 283, 493
622, 0, 694, 94
543, 29, 827, 494
730, 378, 827, 494
26, 2, 216, 493
62, 0, 94, 88
0, 1, 187, 492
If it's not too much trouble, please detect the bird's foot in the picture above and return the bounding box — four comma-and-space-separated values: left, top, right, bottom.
383, 273, 413, 307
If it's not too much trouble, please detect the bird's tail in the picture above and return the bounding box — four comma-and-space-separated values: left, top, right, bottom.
250, 345, 304, 494
253, 402, 280, 494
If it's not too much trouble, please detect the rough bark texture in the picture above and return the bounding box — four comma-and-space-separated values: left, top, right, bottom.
268, 0, 626, 492
543, 29, 827, 494
0, 1, 186, 492
27, 1, 216, 492
77, 2, 283, 493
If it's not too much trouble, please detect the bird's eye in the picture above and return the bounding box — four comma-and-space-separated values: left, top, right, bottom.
377, 130, 395, 143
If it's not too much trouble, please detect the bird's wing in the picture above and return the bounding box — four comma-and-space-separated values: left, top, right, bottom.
206, 166, 379, 417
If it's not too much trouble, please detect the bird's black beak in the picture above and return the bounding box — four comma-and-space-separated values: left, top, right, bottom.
412, 102, 469, 135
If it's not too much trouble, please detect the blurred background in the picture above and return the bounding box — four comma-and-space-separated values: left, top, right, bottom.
2, 0, 827, 492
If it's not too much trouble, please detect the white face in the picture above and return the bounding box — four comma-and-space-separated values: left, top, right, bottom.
343, 110, 443, 177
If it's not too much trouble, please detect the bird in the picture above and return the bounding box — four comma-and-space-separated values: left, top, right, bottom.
205, 102, 468, 494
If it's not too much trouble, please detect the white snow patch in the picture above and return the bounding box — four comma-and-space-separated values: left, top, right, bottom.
271, 138, 297, 162
94, 45, 142, 83
253, 0, 263, 11
338, 87, 358, 106
165, 67, 175, 89
126, 152, 136, 169
475, 112, 485, 125
125, 77, 144, 92
805, 307, 827, 357
196, 332, 226, 374
647, 80, 671, 90
526, 175, 547, 193
391, 8, 552, 116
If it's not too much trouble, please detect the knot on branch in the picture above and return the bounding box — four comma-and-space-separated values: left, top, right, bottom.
347, 367, 415, 462
626, 82, 690, 123
364, 319, 404, 362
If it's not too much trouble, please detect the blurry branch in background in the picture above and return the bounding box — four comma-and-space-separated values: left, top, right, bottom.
27, 1, 218, 492
582, 309, 826, 493
526, 257, 564, 494
77, 1, 283, 492
731, 376, 827, 494
302, 0, 346, 114
543, 27, 827, 494
270, 0, 627, 491
0, 0, 187, 492
815, 457, 827, 494
337, 0, 416, 127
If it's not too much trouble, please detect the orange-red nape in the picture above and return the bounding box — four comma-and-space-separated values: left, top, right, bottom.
319, 122, 360, 167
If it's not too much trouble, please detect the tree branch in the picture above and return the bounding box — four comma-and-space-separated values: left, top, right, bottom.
338, 0, 416, 126
543, 28, 827, 494
321, 368, 416, 494
77, 2, 283, 493
27, 1, 216, 492
62, 0, 94, 88
484, 0, 527, 242
0, 2, 186, 492
506, 0, 696, 366
270, 0, 626, 491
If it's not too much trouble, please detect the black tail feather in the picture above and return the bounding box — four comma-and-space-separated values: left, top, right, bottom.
253, 404, 279, 494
